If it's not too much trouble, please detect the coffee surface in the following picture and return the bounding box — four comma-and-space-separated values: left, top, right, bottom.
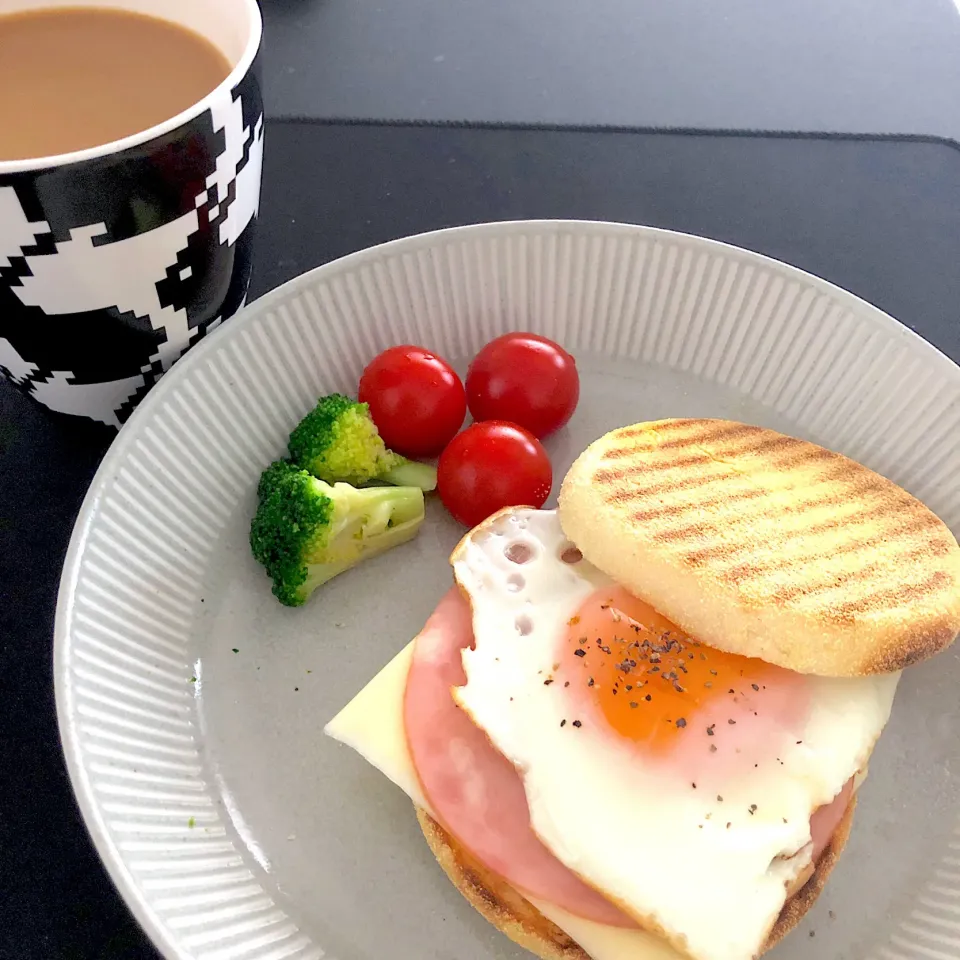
0, 6, 232, 161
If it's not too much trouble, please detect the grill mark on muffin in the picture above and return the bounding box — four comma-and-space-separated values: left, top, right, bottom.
644, 484, 908, 548
611, 462, 887, 512
608, 421, 764, 454
618, 451, 921, 558
614, 418, 703, 439
739, 433, 807, 457
597, 439, 845, 490
603, 468, 734, 503
713, 513, 949, 585
654, 422, 766, 451
595, 450, 710, 477
597, 445, 833, 493
831, 570, 951, 617
651, 520, 722, 543
682, 542, 742, 566
629, 487, 767, 522
761, 545, 946, 603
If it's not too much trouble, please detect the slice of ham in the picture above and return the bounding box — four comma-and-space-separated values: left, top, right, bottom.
810, 777, 853, 861
403, 587, 852, 927
403, 588, 633, 927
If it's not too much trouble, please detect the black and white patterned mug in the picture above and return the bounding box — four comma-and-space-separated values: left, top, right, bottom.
0, 0, 263, 428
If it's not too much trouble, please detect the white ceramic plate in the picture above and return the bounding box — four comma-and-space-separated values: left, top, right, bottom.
56, 221, 960, 960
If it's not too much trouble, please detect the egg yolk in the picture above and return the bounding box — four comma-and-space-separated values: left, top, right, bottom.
560, 587, 800, 755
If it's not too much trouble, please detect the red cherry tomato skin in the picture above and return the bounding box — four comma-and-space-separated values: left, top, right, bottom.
359, 345, 466, 458
437, 421, 553, 528
466, 333, 579, 439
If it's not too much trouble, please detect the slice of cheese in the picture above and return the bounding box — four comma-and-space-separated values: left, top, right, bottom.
325, 641, 683, 960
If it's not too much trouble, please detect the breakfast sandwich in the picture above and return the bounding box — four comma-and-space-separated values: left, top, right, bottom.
326, 419, 960, 960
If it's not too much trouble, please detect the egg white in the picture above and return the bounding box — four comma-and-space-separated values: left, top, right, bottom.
451, 508, 899, 960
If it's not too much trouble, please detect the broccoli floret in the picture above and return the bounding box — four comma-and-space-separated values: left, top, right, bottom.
250, 459, 425, 606
288, 393, 437, 491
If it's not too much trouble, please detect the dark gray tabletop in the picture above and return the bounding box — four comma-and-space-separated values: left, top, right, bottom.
262, 0, 960, 139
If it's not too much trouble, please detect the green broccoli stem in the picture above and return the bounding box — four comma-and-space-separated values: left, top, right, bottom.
302, 491, 424, 590
307, 483, 424, 562
382, 458, 438, 492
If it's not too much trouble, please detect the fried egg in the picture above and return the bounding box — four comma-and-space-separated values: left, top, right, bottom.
451, 507, 899, 960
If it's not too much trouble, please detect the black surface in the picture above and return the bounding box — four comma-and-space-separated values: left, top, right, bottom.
261, 0, 960, 140
3, 121, 960, 960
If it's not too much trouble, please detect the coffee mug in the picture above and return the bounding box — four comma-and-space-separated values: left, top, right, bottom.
0, 0, 263, 428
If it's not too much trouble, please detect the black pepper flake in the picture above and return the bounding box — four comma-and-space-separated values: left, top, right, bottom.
645, 694, 652, 701
726, 822, 731, 829
727, 718, 737, 725
629, 701, 639, 709
809, 931, 815, 939
676, 718, 687, 729
796, 740, 803, 745
543, 678, 554, 685
709, 744, 718, 752
294, 686, 299, 691
717, 795, 724, 802
612, 688, 618, 695
673, 682, 685, 693
828, 911, 836, 920
587, 677, 595, 687
564, 681, 570, 687
748, 804, 757, 815
751, 683, 760, 691
783, 818, 788, 824
578, 636, 587, 644
572, 720, 582, 728
706, 724, 715, 736
599, 645, 611, 655
728, 688, 735, 694
709, 669, 718, 676
574, 648, 586, 658
625, 684, 633, 691
692, 782, 697, 789
560, 719, 567, 727
650, 666, 660, 673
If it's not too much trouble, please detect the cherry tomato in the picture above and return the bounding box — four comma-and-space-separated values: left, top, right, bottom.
359, 345, 466, 458
437, 421, 552, 527
466, 333, 579, 439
